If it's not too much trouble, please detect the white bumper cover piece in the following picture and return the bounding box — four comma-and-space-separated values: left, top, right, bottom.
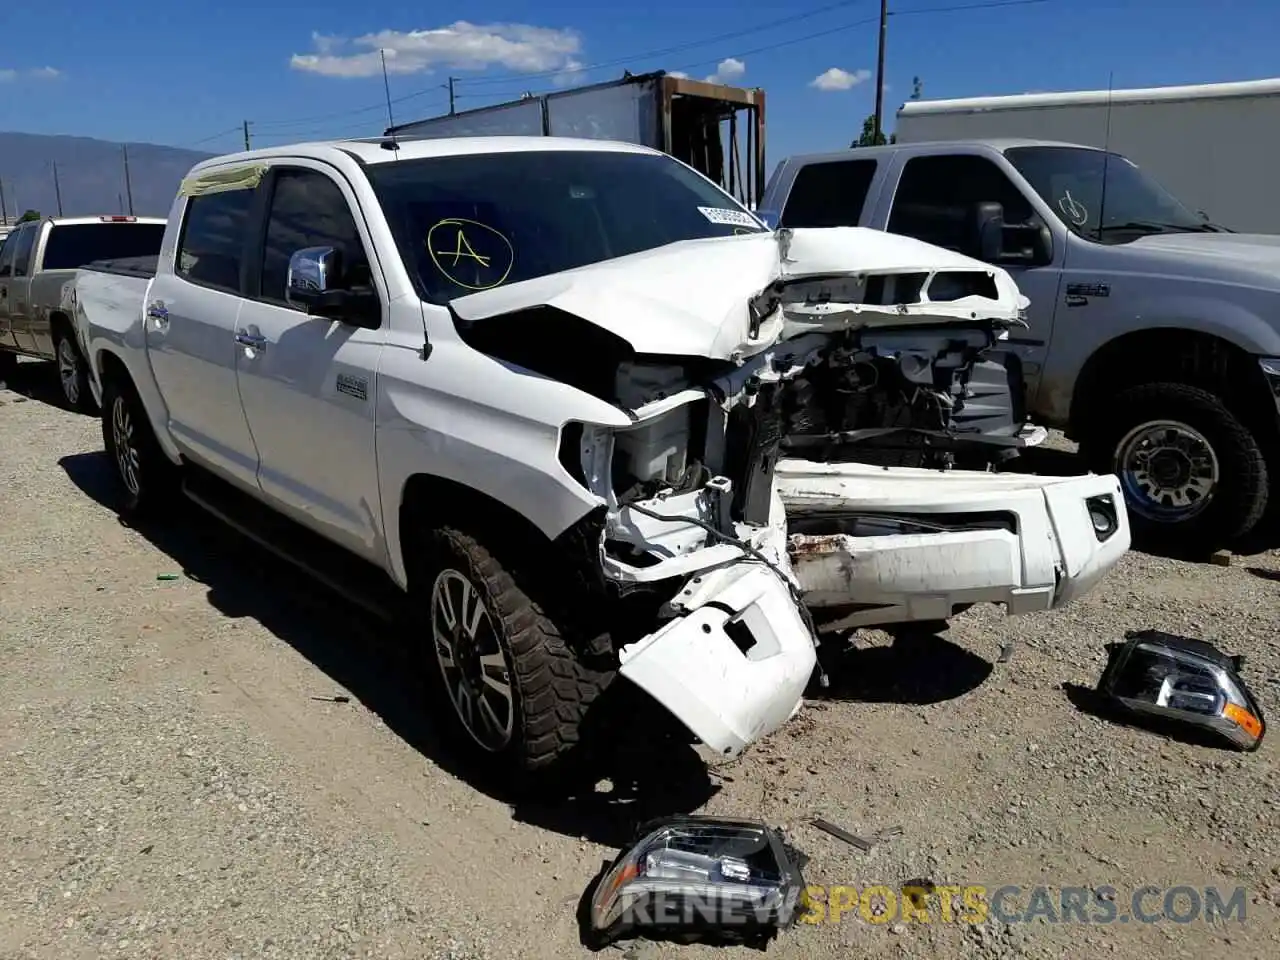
617, 562, 816, 758
777, 461, 1130, 631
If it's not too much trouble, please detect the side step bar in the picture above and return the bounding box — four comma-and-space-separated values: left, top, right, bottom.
180, 468, 409, 626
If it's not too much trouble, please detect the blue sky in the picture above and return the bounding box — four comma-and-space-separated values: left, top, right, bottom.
4, 0, 1278, 159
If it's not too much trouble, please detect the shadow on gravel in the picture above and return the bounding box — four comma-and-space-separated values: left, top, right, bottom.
1245, 565, 1280, 583
59, 450, 718, 849
814, 630, 993, 705
0, 357, 68, 410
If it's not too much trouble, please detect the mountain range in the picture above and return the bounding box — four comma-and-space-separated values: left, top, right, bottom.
0, 132, 214, 221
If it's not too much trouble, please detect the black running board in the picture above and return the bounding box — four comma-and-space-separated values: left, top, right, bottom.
181, 467, 409, 625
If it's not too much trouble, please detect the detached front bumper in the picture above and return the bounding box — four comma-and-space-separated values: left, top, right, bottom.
776, 461, 1129, 632
617, 562, 817, 759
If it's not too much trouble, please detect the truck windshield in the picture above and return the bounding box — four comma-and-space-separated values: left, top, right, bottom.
42, 222, 167, 270
366, 149, 767, 303
1004, 146, 1215, 244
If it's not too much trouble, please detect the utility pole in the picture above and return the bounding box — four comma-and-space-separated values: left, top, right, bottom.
122, 144, 134, 215
0, 177, 7, 224
243, 120, 252, 151
873, 0, 889, 143
52, 161, 64, 216
448, 77, 457, 115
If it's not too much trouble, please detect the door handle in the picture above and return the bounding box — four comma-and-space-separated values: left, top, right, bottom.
235, 331, 267, 350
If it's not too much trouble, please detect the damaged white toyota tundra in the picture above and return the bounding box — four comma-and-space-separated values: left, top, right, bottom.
72, 136, 1129, 777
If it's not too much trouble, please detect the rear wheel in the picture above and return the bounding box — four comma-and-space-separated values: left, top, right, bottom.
1082, 382, 1268, 552
54, 326, 93, 412
416, 525, 612, 782
100, 376, 176, 515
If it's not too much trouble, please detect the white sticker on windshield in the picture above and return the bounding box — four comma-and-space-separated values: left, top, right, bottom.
697, 206, 760, 228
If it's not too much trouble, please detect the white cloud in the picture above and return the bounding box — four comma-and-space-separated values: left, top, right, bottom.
0, 66, 60, 81
666, 70, 689, 80
704, 57, 745, 84
551, 58, 585, 88
0, 70, 15, 82
30, 66, 60, 78
291, 21, 583, 78
810, 67, 871, 92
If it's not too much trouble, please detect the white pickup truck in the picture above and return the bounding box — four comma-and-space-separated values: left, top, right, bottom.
71, 136, 1129, 778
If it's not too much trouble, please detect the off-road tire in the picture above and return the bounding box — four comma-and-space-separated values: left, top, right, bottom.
100, 375, 177, 516
1081, 382, 1268, 552
417, 525, 612, 784
54, 326, 94, 413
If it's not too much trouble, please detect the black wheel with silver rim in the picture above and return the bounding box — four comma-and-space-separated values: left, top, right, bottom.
99, 376, 175, 515
54, 327, 92, 412
1115, 419, 1219, 523
431, 567, 515, 753
417, 525, 612, 778
1084, 382, 1268, 552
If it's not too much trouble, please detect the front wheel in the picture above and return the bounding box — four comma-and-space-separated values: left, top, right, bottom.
416, 526, 612, 782
1082, 382, 1268, 552
100, 377, 176, 515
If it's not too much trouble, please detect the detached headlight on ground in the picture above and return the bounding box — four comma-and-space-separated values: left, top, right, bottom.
1097, 629, 1266, 751
588, 816, 805, 947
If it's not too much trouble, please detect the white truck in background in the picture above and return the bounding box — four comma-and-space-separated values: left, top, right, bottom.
894, 77, 1280, 235
71, 136, 1128, 780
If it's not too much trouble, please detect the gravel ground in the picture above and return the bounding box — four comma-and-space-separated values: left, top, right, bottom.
2, 359, 1278, 960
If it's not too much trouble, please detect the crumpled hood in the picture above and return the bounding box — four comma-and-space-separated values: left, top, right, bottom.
449, 226, 1029, 361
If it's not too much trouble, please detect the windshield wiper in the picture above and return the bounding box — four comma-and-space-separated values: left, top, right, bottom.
1098, 220, 1215, 235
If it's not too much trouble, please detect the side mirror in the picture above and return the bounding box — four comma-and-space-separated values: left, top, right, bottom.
1097, 630, 1266, 752
286, 245, 380, 328
756, 208, 781, 230
968, 203, 1054, 267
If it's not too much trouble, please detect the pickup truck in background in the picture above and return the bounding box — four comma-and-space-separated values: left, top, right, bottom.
0, 215, 166, 409
759, 139, 1280, 553
72, 136, 1128, 780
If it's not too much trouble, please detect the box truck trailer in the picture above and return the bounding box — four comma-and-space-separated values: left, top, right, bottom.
385, 71, 767, 208
894, 77, 1280, 234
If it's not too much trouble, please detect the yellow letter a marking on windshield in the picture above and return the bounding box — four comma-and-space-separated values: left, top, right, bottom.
435, 227, 491, 268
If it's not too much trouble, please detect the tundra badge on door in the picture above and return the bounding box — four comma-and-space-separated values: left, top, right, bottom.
336, 373, 368, 401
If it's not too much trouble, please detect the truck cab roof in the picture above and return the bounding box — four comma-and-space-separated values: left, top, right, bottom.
185, 134, 665, 179
779, 138, 1104, 167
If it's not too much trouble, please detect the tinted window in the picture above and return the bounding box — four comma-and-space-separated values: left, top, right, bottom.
887, 155, 1035, 255
176, 189, 255, 293
260, 169, 369, 304
41, 223, 166, 270
780, 159, 877, 228
367, 150, 767, 304
0, 232, 15, 278
10, 225, 37, 278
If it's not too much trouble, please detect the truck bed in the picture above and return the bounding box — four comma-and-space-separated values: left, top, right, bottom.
83, 254, 158, 280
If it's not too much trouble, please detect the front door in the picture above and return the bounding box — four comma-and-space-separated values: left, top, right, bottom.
232, 164, 385, 562
0, 229, 17, 351
882, 152, 1064, 409
4, 224, 38, 354
144, 185, 261, 489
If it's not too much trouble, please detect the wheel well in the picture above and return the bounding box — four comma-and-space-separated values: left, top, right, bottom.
398, 473, 613, 630
97, 349, 130, 391
1069, 329, 1275, 441
49, 310, 72, 335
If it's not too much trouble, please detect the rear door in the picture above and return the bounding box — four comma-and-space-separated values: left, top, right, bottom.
144, 185, 262, 490
231, 162, 385, 561
777, 156, 881, 229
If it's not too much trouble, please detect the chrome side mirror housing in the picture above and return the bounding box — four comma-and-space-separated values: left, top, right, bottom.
286, 245, 340, 308
1098, 630, 1266, 751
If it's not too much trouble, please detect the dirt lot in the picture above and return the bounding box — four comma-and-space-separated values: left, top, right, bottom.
2, 358, 1279, 960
